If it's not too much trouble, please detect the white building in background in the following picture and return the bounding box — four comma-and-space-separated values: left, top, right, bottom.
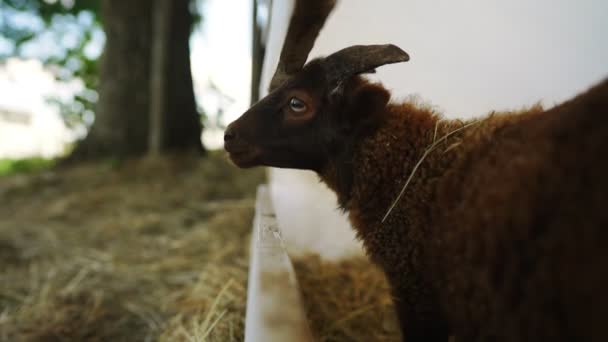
256, 0, 608, 259
0, 106, 70, 158
0, 59, 75, 159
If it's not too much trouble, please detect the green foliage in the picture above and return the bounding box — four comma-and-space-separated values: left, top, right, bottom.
1, 0, 204, 131
0, 157, 55, 177
0, 0, 102, 129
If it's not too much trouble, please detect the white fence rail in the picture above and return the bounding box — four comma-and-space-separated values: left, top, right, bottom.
244, 185, 314, 342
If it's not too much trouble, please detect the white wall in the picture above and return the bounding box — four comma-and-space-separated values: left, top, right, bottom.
311, 0, 608, 117
261, 0, 608, 260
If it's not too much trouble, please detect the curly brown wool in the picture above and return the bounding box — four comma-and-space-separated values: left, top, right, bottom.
317, 78, 608, 341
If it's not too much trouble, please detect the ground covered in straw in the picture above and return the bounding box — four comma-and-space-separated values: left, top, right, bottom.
293, 255, 401, 342
0, 152, 265, 341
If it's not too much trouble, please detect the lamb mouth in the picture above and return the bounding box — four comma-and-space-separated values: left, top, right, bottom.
227, 148, 261, 168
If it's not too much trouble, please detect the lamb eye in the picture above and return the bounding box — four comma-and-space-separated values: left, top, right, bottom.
289, 97, 307, 113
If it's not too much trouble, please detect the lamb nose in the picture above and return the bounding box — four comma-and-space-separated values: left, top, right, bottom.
224, 127, 236, 142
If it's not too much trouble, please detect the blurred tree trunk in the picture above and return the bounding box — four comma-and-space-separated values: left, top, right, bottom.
148, 0, 172, 155
71, 0, 203, 160
162, 0, 203, 153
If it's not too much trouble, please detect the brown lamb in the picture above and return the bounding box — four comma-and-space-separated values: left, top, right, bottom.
224, 0, 608, 340
320, 76, 608, 341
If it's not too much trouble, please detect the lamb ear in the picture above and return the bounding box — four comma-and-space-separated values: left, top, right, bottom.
347, 84, 391, 120
324, 44, 409, 91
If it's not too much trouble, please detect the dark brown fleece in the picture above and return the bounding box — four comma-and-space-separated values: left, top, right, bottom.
320, 79, 608, 341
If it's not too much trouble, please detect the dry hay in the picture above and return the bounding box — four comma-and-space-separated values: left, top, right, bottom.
292, 254, 401, 342
0, 152, 265, 341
